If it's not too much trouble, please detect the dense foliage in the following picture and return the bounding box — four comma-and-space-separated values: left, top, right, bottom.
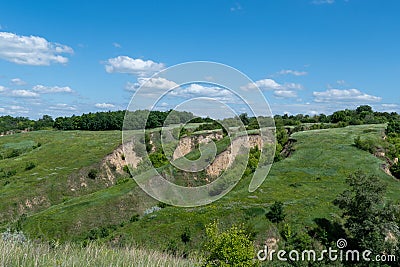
274, 105, 399, 126
334, 172, 400, 259
53, 110, 194, 131
0, 115, 53, 133
266, 201, 286, 223
204, 221, 254, 267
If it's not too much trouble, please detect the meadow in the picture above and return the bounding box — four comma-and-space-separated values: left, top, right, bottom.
1, 123, 399, 265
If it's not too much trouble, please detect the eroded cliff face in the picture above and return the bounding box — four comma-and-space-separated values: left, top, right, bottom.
206, 135, 262, 177
101, 141, 142, 180
172, 131, 224, 160
68, 142, 142, 191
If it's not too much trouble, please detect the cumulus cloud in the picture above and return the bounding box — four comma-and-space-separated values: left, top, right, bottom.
9, 89, 39, 98
32, 85, 73, 93
125, 77, 178, 92
105, 56, 165, 76
0, 85, 6, 92
48, 103, 77, 111
0, 32, 73, 65
277, 69, 308, 76
11, 78, 26, 86
170, 83, 235, 102
242, 78, 303, 91
95, 103, 115, 109
313, 89, 381, 103
274, 90, 298, 98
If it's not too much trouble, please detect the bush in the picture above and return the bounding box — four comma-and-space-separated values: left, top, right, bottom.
129, 214, 140, 222
390, 163, 400, 179
204, 221, 254, 267
266, 201, 285, 223
87, 169, 98, 179
157, 202, 168, 208
180, 227, 191, 244
25, 161, 36, 171
354, 136, 376, 154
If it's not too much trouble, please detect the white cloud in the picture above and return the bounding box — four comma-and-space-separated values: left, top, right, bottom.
112, 42, 121, 48
274, 90, 297, 98
0, 85, 6, 92
336, 80, 347, 86
95, 103, 115, 109
126, 77, 178, 92
242, 78, 303, 91
48, 103, 77, 111
0, 107, 5, 113
277, 69, 308, 76
32, 84, 73, 93
0, 32, 73, 65
10, 105, 25, 110
105, 56, 165, 76
312, 0, 335, 4
11, 78, 26, 86
9, 89, 39, 98
170, 83, 235, 102
381, 103, 398, 108
160, 102, 169, 107
313, 89, 381, 103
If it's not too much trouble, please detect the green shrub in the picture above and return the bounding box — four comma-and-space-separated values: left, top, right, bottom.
129, 214, 140, 223
180, 227, 191, 244
157, 202, 168, 208
25, 161, 36, 171
116, 177, 130, 185
149, 150, 168, 168
87, 169, 98, 179
354, 136, 376, 154
390, 163, 400, 179
266, 201, 285, 223
204, 221, 254, 267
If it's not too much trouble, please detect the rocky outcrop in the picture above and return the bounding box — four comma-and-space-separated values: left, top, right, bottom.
206, 135, 262, 177
172, 131, 224, 160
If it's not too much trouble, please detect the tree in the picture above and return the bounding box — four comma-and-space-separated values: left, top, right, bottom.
356, 105, 373, 114
239, 113, 250, 126
204, 221, 254, 267
266, 201, 285, 223
334, 171, 399, 256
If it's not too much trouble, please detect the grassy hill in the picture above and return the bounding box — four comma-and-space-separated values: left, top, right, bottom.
1, 124, 399, 262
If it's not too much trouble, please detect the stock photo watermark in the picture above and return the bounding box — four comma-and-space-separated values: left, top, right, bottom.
122, 61, 276, 207
257, 238, 397, 263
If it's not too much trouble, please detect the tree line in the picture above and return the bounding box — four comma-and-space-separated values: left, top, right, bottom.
1, 105, 399, 133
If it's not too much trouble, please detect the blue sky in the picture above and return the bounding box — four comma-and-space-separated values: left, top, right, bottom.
0, 0, 399, 119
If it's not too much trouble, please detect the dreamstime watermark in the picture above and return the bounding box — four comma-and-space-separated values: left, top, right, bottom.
257, 238, 397, 263
122, 61, 276, 207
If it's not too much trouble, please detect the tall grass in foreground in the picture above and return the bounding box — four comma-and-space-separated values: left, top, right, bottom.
0, 239, 200, 267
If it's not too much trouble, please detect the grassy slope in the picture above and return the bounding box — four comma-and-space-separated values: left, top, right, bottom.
0, 130, 122, 224
2, 124, 400, 253
0, 239, 199, 267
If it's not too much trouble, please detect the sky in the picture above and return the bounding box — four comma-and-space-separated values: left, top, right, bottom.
0, 0, 399, 119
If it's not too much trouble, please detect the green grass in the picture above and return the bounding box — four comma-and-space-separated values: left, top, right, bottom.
2, 124, 400, 260
0, 239, 200, 267
0, 130, 122, 224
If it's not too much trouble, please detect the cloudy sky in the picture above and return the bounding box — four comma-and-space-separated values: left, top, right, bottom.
0, 0, 399, 119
